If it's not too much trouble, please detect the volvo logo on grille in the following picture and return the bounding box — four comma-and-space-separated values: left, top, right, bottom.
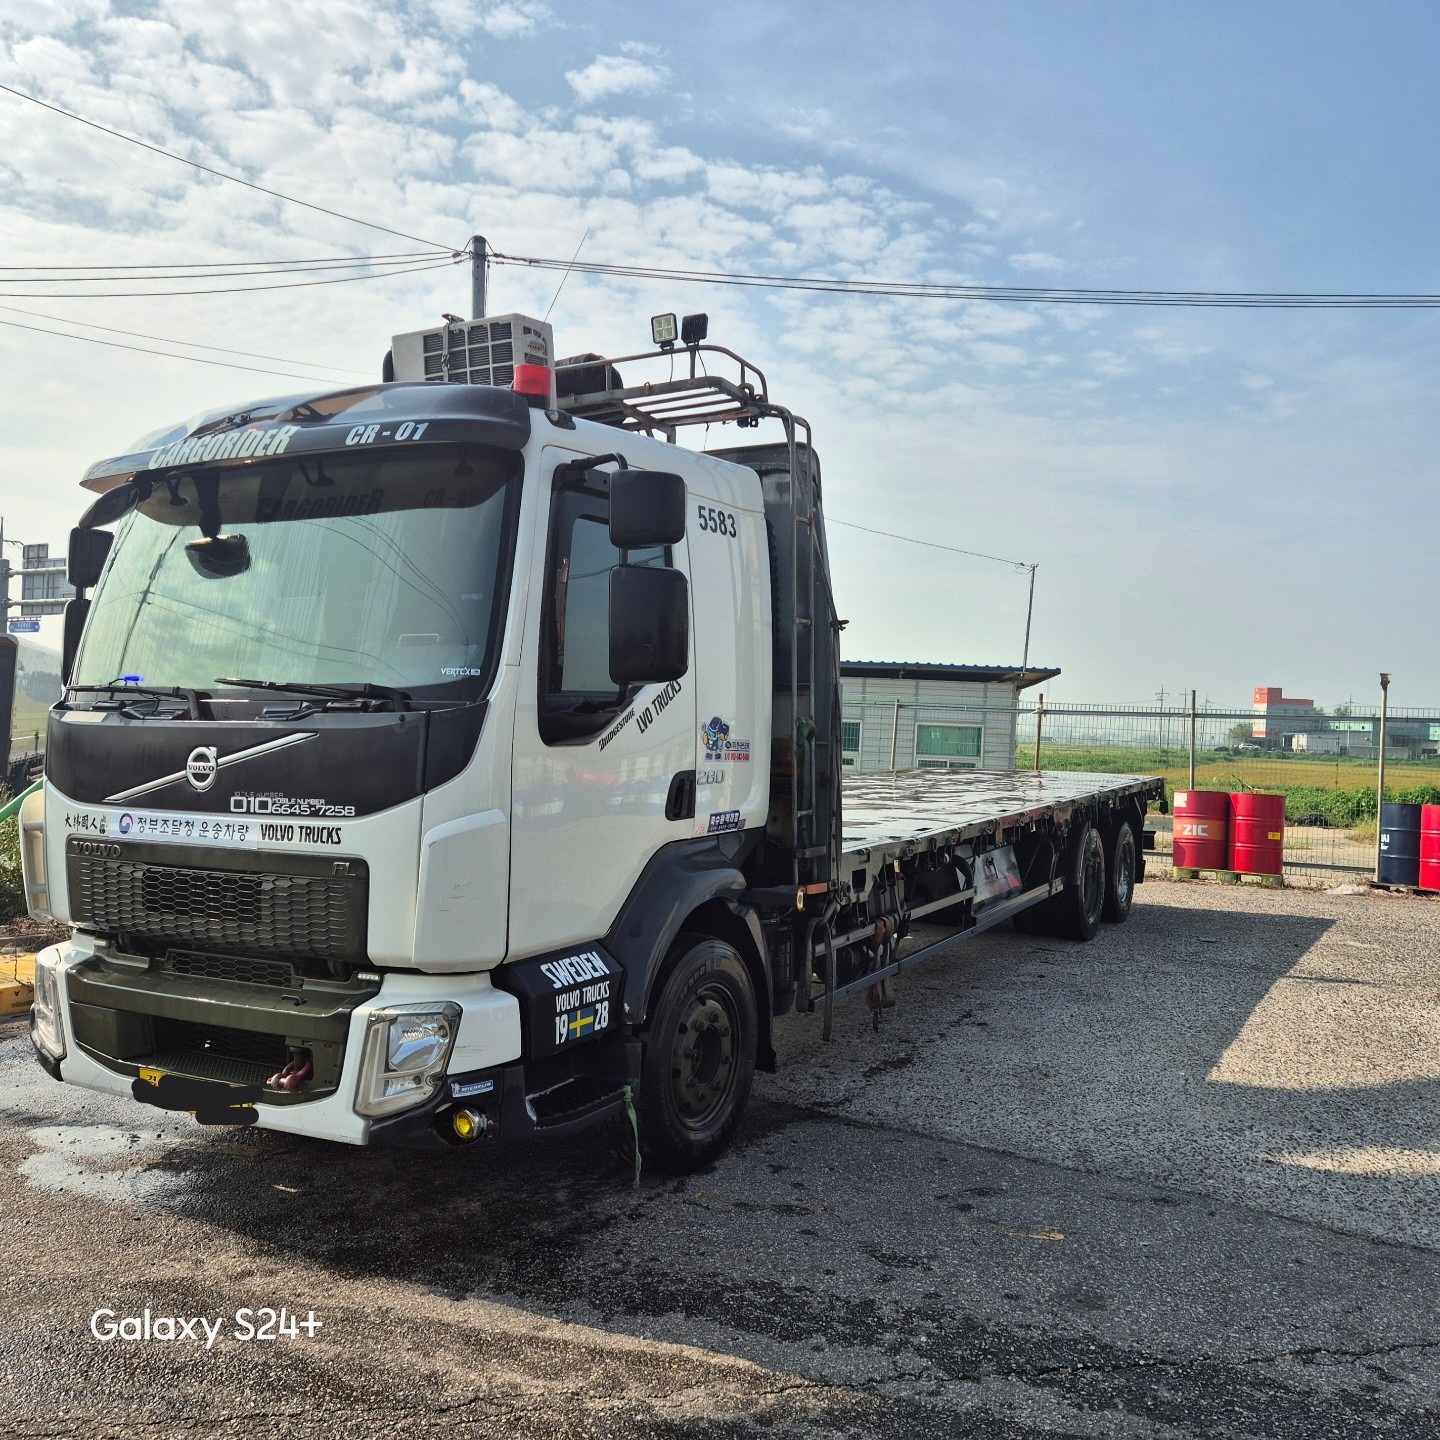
186, 747, 220, 792
70, 839, 121, 858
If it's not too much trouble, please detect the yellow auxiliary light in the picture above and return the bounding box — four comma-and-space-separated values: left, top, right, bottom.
451, 1107, 484, 1142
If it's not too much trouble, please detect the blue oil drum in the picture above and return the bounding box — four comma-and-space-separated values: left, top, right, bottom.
1378, 802, 1422, 886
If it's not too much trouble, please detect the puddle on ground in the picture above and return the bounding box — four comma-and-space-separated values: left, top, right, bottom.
18, 1124, 190, 1204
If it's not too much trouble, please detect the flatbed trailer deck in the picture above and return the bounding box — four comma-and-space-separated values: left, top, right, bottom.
800, 767, 1168, 1025
841, 768, 1163, 860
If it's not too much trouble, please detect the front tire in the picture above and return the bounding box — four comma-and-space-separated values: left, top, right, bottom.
1054, 822, 1106, 941
634, 934, 757, 1173
1103, 821, 1138, 923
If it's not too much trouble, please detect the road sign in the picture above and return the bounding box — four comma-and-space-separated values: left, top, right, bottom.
7, 619, 40, 633
18, 544, 72, 608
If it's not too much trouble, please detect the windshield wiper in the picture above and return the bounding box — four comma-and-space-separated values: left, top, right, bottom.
215, 677, 413, 710
68, 681, 205, 719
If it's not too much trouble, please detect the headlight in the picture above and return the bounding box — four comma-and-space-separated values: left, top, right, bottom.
31, 955, 66, 1061
353, 1003, 460, 1118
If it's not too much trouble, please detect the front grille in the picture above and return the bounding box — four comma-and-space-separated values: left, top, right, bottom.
150, 1018, 290, 1083
162, 951, 297, 989
67, 846, 367, 967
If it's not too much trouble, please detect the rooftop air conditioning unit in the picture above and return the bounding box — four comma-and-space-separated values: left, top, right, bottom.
389, 313, 554, 386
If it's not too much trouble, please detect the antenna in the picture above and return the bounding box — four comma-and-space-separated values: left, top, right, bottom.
543, 228, 591, 324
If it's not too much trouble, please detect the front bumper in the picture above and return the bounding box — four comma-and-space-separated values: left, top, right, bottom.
33, 940, 523, 1146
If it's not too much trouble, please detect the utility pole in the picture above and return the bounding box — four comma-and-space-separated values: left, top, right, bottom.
1375, 672, 1391, 883
1020, 563, 1037, 674
1189, 688, 1198, 790
471, 235, 487, 321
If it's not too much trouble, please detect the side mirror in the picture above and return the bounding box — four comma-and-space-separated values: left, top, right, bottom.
609, 469, 685, 549
77, 479, 145, 530
61, 596, 90, 685
68, 527, 113, 590
609, 566, 689, 685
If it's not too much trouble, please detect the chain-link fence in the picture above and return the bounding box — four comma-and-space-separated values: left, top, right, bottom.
841, 697, 1440, 881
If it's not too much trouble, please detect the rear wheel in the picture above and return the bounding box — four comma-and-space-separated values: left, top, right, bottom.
1054, 822, 1106, 941
1104, 821, 1138, 923
634, 934, 757, 1173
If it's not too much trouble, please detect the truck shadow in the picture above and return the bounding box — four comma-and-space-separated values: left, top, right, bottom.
140, 899, 1433, 1285
67, 889, 1437, 1439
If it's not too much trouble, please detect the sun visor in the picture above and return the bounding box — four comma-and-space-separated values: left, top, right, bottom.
80, 382, 534, 493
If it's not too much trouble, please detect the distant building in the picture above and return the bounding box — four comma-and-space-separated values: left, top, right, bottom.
839, 661, 1059, 772
1251, 686, 1321, 744
1253, 684, 1440, 759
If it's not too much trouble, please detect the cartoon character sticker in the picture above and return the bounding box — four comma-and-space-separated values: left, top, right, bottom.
701, 716, 751, 763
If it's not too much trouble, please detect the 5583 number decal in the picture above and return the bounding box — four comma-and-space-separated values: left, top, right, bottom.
696, 503, 737, 538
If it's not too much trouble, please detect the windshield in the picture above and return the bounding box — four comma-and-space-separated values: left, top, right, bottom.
72, 443, 521, 702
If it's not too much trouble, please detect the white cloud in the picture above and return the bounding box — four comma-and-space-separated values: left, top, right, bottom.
1009, 251, 1066, 272
477, 1, 554, 36
565, 53, 666, 105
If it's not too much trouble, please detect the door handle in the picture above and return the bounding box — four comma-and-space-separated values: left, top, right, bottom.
665, 770, 696, 821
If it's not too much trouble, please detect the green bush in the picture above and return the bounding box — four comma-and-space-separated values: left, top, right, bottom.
0, 816, 24, 924
1233, 783, 1440, 829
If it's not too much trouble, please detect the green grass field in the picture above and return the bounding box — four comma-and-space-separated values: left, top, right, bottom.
1017, 745, 1440, 827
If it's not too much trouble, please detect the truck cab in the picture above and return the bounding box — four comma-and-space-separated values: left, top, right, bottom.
25, 354, 809, 1167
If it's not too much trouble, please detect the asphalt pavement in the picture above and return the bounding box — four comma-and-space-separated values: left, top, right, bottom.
1, 878, 1437, 1438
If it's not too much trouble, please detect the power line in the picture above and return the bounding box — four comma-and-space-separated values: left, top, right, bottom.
0, 315, 369, 384
828, 517, 1031, 570
0, 83, 461, 253
0, 256, 462, 299
0, 255, 450, 285
493, 251, 1440, 309
0, 250, 440, 271
0, 304, 371, 375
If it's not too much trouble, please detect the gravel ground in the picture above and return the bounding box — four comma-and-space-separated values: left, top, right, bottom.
771, 876, 1440, 1251
0, 878, 1437, 1437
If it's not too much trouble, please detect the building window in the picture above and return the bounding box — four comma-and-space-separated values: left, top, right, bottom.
841, 719, 861, 768
915, 722, 981, 770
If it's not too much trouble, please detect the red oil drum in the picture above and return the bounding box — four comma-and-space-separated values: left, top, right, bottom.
1418, 804, 1440, 891
1173, 790, 1230, 870
1230, 793, 1285, 875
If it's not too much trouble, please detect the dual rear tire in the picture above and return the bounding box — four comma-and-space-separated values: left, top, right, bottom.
1014, 817, 1137, 940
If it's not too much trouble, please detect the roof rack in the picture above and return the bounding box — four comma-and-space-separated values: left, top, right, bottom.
554, 344, 775, 441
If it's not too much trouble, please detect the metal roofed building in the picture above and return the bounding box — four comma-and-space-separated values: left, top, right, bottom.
839, 661, 1060, 773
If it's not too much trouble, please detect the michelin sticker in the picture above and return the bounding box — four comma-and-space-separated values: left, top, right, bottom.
701, 716, 751, 763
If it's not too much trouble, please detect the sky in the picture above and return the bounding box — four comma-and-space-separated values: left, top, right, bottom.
1, 0, 1438, 706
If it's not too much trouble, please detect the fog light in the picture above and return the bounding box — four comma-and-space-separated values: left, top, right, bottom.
451, 1107, 485, 1141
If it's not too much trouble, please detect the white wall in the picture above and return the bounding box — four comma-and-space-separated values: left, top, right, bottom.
839, 676, 1024, 771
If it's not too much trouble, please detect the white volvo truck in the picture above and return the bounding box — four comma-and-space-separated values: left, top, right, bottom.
20, 313, 1164, 1170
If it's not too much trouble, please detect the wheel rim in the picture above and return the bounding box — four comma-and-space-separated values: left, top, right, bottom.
670, 983, 740, 1132
1115, 836, 1135, 909
1081, 831, 1105, 922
